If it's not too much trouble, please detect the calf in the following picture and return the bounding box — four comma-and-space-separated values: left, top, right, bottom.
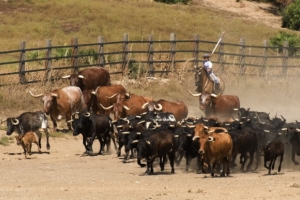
15, 132, 41, 159
262, 140, 284, 175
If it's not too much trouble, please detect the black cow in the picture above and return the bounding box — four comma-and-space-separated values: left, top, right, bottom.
286, 127, 300, 165
1, 111, 50, 150
137, 130, 176, 175
71, 111, 114, 155
262, 140, 284, 175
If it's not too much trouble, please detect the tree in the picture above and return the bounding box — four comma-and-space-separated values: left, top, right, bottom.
269, 31, 300, 55
282, 0, 300, 30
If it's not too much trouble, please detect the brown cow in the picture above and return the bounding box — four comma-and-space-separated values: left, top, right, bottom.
100, 94, 148, 121
189, 91, 240, 122
62, 67, 111, 91
91, 85, 127, 114
29, 86, 86, 131
15, 131, 41, 159
141, 99, 188, 121
193, 123, 233, 177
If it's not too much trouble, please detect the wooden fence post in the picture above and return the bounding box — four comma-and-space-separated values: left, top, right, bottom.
97, 36, 105, 67
282, 41, 289, 77
44, 39, 52, 82
239, 38, 246, 75
192, 34, 199, 68
261, 40, 268, 75
18, 41, 26, 84
148, 34, 154, 77
121, 34, 129, 72
169, 33, 176, 71
218, 41, 224, 72
71, 37, 79, 73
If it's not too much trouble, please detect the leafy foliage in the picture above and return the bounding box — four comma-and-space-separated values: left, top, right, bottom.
269, 31, 300, 55
282, 0, 300, 30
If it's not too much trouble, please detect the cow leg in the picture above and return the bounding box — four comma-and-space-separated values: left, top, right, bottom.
97, 137, 103, 155
278, 154, 284, 172
159, 156, 164, 171
211, 161, 217, 177
240, 153, 248, 172
168, 151, 175, 174
28, 143, 32, 155
42, 128, 50, 150
111, 132, 118, 151
246, 150, 255, 172
34, 130, 42, 149
184, 154, 192, 172
175, 151, 184, 166
50, 115, 58, 132
291, 145, 299, 165
268, 159, 274, 175
65, 114, 73, 132
271, 157, 277, 170
35, 141, 41, 153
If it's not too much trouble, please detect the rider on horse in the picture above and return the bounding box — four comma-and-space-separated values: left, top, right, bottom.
202, 53, 220, 91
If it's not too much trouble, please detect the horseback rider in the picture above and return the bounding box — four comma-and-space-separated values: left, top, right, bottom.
203, 53, 220, 91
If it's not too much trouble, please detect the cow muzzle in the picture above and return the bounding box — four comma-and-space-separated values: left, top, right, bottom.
198, 149, 205, 154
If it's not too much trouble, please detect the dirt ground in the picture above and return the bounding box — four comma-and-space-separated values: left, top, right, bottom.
1, 1, 300, 200
198, 0, 282, 29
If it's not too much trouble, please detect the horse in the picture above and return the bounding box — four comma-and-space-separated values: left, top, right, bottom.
194, 66, 225, 95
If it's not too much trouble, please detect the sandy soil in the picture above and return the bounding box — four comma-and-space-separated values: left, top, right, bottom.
198, 0, 282, 29
1, 130, 300, 200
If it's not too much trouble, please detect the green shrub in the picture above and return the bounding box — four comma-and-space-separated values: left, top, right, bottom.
269, 31, 300, 55
282, 0, 300, 30
154, 0, 191, 5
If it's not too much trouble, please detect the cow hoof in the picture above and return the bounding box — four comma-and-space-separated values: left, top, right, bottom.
86, 151, 94, 156
47, 145, 50, 150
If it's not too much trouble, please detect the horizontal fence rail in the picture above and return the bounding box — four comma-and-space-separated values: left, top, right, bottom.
0, 33, 299, 86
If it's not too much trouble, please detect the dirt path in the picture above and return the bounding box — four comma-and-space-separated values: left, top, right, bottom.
198, 0, 282, 29
1, 129, 300, 200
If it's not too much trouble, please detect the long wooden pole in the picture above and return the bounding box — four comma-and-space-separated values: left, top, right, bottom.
210, 31, 225, 56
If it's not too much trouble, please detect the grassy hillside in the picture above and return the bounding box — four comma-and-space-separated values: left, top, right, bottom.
0, 0, 291, 51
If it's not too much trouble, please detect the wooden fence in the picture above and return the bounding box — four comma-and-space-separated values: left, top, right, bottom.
0, 33, 299, 86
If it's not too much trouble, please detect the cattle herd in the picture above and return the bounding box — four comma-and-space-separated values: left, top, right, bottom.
1, 67, 300, 177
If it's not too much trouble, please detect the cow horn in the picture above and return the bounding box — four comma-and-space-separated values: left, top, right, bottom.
137, 120, 145, 125
28, 91, 44, 98
141, 102, 149, 109
123, 105, 132, 111
118, 117, 129, 124
67, 119, 73, 123
125, 93, 131, 98
281, 128, 287, 131
61, 75, 70, 79
78, 75, 84, 79
84, 112, 91, 117
51, 93, 58, 97
154, 103, 162, 111
121, 131, 130, 135
132, 140, 138, 144
192, 136, 199, 141
146, 141, 151, 145
11, 118, 19, 125
296, 128, 300, 132
0, 118, 7, 124
188, 90, 201, 97
106, 93, 118, 99
100, 103, 113, 110
207, 136, 214, 142
210, 93, 217, 97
